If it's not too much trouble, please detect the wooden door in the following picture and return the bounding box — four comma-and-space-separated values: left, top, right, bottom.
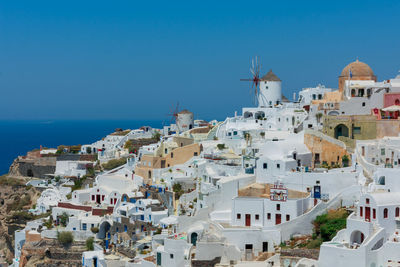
245, 214, 251, 226
365, 207, 371, 222
275, 213, 281, 225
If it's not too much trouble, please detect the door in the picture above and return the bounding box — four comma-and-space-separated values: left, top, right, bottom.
245, 244, 253, 261
96, 194, 101, 204
245, 214, 251, 226
275, 214, 281, 225
365, 207, 371, 222
263, 242, 268, 252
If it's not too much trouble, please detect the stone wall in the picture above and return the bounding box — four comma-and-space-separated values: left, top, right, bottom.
376, 120, 400, 139
304, 130, 350, 168
191, 256, 221, 267
8, 157, 56, 178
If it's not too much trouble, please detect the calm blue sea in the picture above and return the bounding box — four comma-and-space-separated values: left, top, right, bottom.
0, 120, 163, 175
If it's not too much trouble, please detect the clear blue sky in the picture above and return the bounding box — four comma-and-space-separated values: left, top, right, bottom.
1, 0, 399, 121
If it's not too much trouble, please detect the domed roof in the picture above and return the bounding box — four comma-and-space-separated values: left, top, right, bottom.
340, 59, 375, 78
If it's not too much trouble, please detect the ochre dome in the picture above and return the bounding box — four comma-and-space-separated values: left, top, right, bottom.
340, 59, 375, 78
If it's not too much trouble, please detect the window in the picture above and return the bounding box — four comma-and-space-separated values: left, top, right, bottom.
276, 164, 280, 169
267, 213, 271, 220
353, 127, 361, 134
366, 198, 369, 204
286, 214, 290, 221
362, 102, 365, 107
312, 94, 316, 100
263, 163, 268, 169
233, 131, 238, 135
276, 204, 280, 211
194, 152, 198, 156
237, 214, 241, 219
255, 214, 259, 220
170, 254, 174, 259
245, 244, 253, 250
381, 148, 385, 156
171, 152, 174, 158
91, 195, 95, 201
82, 223, 87, 231
360, 207, 363, 217
165, 148, 168, 154
373, 209, 376, 219
384, 208, 388, 218
396, 207, 400, 217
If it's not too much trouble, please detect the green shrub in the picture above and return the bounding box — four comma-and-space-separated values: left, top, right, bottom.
86, 237, 94, 250
216, 144, 226, 150
57, 231, 74, 246
306, 238, 323, 249
312, 209, 348, 244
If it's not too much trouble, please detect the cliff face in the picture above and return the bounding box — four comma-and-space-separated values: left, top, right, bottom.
0, 176, 40, 264
20, 239, 86, 267
8, 157, 56, 178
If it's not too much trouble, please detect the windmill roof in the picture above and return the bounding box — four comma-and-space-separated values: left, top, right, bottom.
261, 70, 281, 81
178, 109, 192, 114
282, 95, 290, 102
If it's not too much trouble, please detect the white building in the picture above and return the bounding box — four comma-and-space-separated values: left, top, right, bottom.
258, 70, 282, 107
318, 191, 400, 267
298, 84, 333, 106
231, 182, 312, 227
55, 160, 92, 177
255, 133, 312, 180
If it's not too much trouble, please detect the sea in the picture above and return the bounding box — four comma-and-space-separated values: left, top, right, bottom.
0, 120, 163, 175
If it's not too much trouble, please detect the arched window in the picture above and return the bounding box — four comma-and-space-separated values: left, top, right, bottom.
396, 207, 399, 217
384, 208, 388, 218
395, 99, 400, 105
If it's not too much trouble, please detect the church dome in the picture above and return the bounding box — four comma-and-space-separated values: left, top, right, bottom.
340, 59, 375, 78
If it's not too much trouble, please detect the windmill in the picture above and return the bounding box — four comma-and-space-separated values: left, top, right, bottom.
240, 56, 262, 105
167, 102, 181, 133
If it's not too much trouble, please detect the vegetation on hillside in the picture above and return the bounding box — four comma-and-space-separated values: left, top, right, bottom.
307, 208, 348, 249
279, 208, 349, 250
0, 175, 25, 186
102, 158, 127, 170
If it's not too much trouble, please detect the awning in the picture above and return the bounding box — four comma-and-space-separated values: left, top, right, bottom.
382, 105, 400, 112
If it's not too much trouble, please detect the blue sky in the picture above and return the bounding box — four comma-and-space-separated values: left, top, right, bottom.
0, 0, 399, 121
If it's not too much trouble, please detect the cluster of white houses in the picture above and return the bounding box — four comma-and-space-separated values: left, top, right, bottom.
13, 60, 400, 267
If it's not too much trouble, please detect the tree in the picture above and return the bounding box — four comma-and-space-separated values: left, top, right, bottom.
316, 113, 323, 124
342, 155, 350, 167
59, 212, 69, 227
153, 131, 161, 141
